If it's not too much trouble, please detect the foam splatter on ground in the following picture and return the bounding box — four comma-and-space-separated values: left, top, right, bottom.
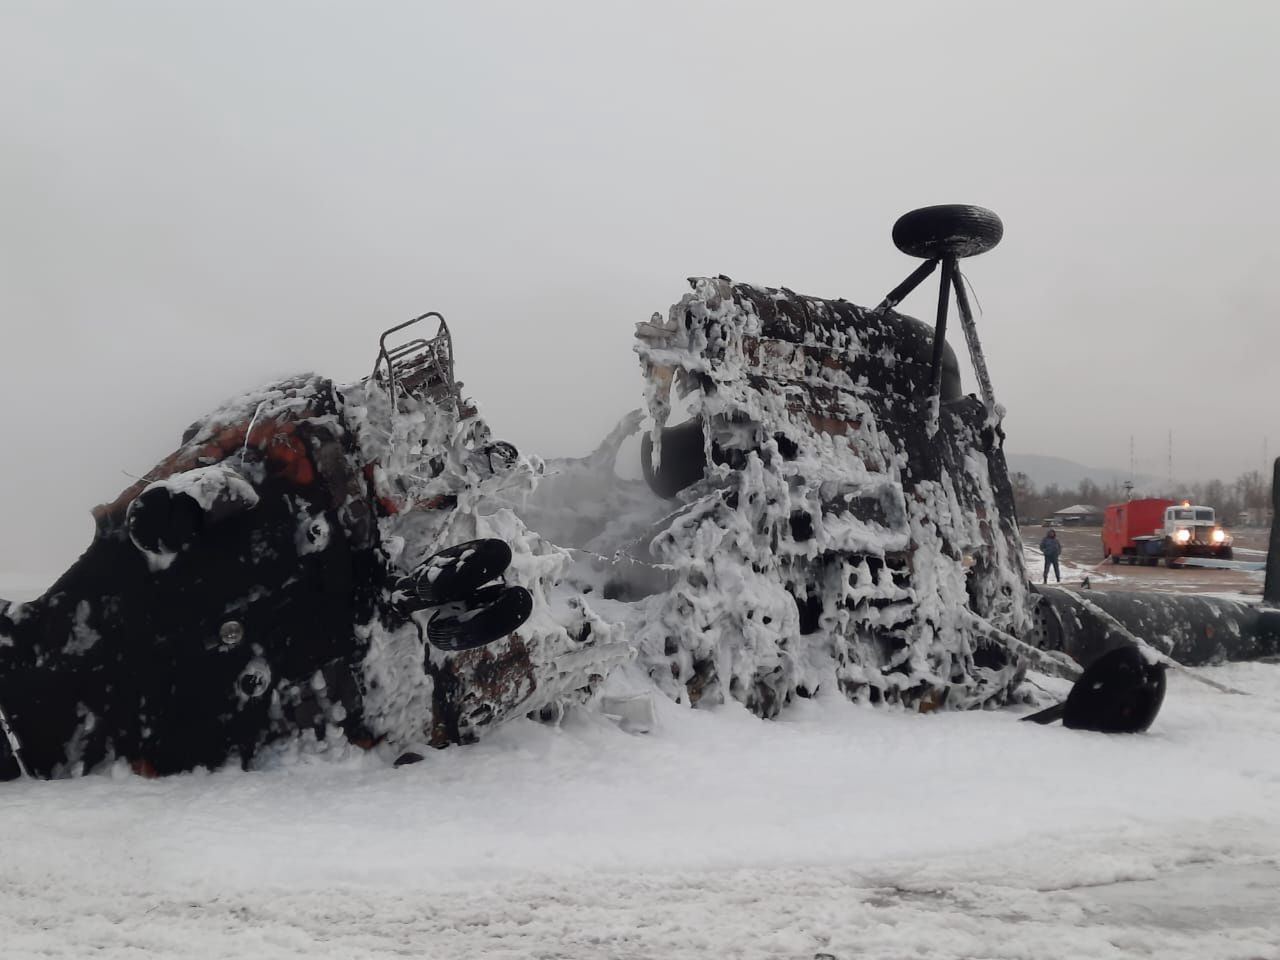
1, 633, 1277, 958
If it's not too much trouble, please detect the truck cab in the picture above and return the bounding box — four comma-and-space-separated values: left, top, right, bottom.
1161, 502, 1232, 560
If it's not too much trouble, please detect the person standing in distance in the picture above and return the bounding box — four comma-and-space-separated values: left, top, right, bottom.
1040, 528, 1062, 583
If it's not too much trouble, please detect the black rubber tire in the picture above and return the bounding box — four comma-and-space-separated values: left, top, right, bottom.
1062, 644, 1166, 734
1219, 547, 1234, 561
1110, 555, 1120, 565
411, 539, 513, 605
426, 584, 533, 651
892, 205, 1004, 260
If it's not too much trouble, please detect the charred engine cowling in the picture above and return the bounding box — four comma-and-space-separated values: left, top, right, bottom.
630, 277, 1029, 716
0, 377, 380, 778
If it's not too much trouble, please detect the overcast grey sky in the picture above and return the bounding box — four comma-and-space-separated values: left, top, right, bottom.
2, 0, 1277, 575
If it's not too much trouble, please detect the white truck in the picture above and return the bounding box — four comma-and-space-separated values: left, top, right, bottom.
1153, 502, 1233, 566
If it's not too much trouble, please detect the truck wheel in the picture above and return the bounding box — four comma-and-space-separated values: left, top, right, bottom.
892, 205, 1004, 260
1219, 547, 1233, 561
1110, 555, 1120, 565
1165, 557, 1182, 568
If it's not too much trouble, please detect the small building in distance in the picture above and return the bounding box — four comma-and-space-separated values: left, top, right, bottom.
1052, 503, 1103, 527
1237, 508, 1275, 528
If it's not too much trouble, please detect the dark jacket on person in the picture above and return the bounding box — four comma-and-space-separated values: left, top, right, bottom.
1039, 533, 1062, 560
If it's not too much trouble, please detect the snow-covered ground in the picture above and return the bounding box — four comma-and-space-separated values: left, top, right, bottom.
2, 628, 1279, 958
1023, 542, 1118, 587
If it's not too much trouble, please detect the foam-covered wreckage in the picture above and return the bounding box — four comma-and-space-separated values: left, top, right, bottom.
7, 205, 1279, 780
601, 274, 1279, 717
577, 276, 1035, 716
0, 316, 626, 780
0, 281, 1151, 782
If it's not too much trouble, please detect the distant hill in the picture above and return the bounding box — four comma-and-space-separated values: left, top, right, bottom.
1005, 453, 1162, 492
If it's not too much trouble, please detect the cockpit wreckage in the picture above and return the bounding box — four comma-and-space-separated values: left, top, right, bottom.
3, 205, 1278, 780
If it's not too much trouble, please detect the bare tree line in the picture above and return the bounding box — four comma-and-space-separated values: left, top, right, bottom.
1009, 469, 1274, 528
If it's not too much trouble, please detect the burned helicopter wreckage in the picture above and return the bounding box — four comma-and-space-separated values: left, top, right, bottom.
601, 274, 1035, 715
0, 316, 629, 779
3, 205, 1278, 780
